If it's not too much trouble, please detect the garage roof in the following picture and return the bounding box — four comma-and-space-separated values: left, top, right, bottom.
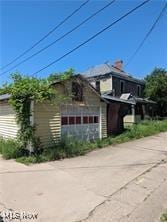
0, 94, 11, 101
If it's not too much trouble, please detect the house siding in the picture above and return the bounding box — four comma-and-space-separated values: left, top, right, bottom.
112, 76, 145, 97
34, 102, 61, 147
124, 114, 142, 126
101, 103, 107, 138
0, 101, 19, 139
34, 80, 107, 147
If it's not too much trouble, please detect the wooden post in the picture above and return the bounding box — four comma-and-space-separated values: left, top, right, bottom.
132, 104, 135, 123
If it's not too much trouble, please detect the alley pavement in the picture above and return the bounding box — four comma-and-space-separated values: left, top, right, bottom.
0, 132, 167, 222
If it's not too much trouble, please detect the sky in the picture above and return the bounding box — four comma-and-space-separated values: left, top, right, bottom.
0, 0, 167, 85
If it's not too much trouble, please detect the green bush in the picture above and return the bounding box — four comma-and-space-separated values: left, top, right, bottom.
16, 138, 91, 164
0, 138, 24, 159
54, 138, 91, 157
16, 155, 49, 165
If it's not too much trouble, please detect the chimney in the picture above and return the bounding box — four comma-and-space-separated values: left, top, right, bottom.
114, 60, 123, 71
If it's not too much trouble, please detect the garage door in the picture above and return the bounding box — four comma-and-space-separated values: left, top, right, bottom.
61, 105, 100, 141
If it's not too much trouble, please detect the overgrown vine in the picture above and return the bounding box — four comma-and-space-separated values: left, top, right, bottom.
0, 69, 73, 153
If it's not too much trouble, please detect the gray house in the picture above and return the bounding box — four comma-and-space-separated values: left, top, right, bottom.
84, 60, 155, 133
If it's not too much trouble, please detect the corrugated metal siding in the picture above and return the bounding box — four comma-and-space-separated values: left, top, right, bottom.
34, 102, 61, 147
101, 103, 107, 138
0, 101, 19, 138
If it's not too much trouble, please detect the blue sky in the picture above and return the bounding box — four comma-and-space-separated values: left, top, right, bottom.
0, 0, 166, 84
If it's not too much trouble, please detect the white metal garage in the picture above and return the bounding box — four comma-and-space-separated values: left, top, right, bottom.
61, 104, 100, 141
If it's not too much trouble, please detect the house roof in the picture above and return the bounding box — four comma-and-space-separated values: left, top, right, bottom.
83, 63, 145, 85
102, 94, 136, 105
0, 94, 11, 101
134, 97, 156, 104
102, 92, 155, 105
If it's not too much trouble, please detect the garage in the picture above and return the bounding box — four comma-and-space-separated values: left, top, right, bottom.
61, 104, 100, 141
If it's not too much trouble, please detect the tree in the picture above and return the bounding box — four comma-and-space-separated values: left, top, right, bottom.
145, 68, 167, 117
47, 68, 74, 83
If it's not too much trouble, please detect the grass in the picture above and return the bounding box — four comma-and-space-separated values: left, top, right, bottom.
0, 120, 167, 165
160, 212, 167, 222
0, 138, 24, 159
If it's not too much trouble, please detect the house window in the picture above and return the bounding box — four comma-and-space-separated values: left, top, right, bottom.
69, 116, 75, 125
94, 116, 99, 123
62, 116, 81, 125
83, 116, 99, 124
120, 80, 125, 94
96, 80, 100, 92
62, 116, 99, 125
89, 116, 93, 124
72, 81, 83, 101
61, 117, 68, 125
76, 116, 81, 124
83, 116, 89, 124
137, 85, 141, 97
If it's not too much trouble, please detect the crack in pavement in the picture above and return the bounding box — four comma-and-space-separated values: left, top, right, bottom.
143, 178, 167, 203
124, 178, 167, 221
74, 158, 167, 222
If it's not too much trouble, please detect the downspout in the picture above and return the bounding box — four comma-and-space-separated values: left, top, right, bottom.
131, 104, 135, 123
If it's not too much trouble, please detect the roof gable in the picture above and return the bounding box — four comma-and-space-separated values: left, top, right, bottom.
83, 63, 145, 85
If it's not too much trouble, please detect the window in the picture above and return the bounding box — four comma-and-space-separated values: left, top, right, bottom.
62, 116, 99, 125
72, 81, 83, 101
120, 80, 125, 94
96, 80, 100, 92
61, 117, 68, 125
83, 116, 99, 124
69, 117, 75, 125
94, 116, 99, 123
76, 116, 81, 124
89, 116, 93, 124
83, 116, 89, 124
137, 85, 141, 97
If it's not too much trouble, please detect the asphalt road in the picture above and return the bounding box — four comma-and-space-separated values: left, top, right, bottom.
0, 132, 167, 222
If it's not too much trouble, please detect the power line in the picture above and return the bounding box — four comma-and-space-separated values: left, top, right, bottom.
125, 2, 167, 68
0, 0, 90, 71
32, 0, 151, 76
0, 0, 116, 76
